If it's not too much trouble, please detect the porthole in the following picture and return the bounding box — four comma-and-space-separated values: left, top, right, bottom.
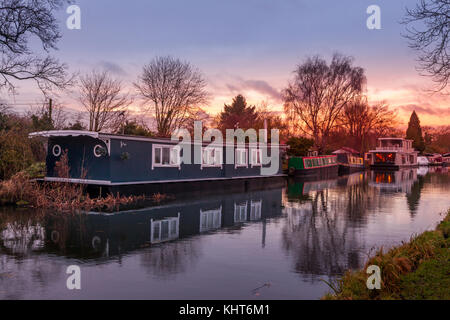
52, 144, 62, 157
94, 144, 107, 158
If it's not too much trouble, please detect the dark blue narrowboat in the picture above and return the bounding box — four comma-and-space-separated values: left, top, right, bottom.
29, 130, 286, 195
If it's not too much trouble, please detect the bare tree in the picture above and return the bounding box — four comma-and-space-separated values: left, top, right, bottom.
0, 0, 73, 94
78, 70, 131, 132
283, 54, 366, 152
27, 99, 68, 130
340, 98, 397, 152
402, 0, 450, 91
135, 56, 208, 137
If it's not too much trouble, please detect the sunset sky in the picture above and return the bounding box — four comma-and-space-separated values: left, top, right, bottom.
5, 0, 450, 127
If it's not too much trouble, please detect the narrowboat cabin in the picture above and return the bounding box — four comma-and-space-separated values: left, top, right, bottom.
367, 138, 418, 170
424, 153, 443, 166
287, 151, 338, 180
29, 130, 286, 196
332, 147, 365, 175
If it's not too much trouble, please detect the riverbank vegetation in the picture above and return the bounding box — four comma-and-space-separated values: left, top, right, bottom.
323, 209, 450, 300
0, 152, 168, 213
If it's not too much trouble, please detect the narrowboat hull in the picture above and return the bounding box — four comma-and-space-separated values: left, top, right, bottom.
290, 164, 339, 180
338, 164, 365, 175
81, 174, 287, 198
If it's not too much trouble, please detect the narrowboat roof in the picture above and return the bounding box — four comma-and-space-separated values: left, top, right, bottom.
332, 147, 360, 155
29, 130, 100, 139
29, 130, 287, 147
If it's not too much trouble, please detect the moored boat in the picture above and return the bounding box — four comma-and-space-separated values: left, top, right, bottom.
332, 147, 365, 175
367, 138, 418, 170
443, 153, 450, 167
417, 156, 429, 166
29, 130, 287, 196
287, 154, 338, 179
425, 153, 443, 166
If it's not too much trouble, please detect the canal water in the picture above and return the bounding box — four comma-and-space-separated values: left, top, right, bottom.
1, 167, 449, 300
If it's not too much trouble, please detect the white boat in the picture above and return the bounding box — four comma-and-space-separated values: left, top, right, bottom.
366, 138, 418, 170
417, 156, 429, 166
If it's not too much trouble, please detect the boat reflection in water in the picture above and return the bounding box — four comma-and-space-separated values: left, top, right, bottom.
1, 168, 450, 299
369, 169, 418, 194
37, 188, 283, 262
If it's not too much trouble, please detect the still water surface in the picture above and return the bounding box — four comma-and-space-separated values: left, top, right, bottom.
1, 167, 449, 300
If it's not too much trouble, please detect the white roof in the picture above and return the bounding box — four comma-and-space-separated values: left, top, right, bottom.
29, 130, 99, 139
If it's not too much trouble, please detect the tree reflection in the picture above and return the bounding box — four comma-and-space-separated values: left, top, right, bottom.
140, 241, 201, 279
282, 175, 374, 281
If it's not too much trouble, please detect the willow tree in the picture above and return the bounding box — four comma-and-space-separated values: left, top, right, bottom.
135, 56, 208, 137
406, 111, 425, 153
283, 54, 366, 153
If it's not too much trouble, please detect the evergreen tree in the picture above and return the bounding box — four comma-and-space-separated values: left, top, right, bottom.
406, 111, 425, 152
217, 95, 259, 132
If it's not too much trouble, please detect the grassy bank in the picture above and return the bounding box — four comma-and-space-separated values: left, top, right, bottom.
324, 210, 450, 300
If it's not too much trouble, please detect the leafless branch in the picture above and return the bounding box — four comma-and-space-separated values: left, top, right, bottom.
0, 0, 73, 94
134, 56, 208, 137
402, 0, 450, 92
283, 53, 366, 152
78, 70, 131, 132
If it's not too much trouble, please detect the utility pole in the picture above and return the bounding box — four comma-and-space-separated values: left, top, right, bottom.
48, 98, 53, 129
48, 98, 53, 119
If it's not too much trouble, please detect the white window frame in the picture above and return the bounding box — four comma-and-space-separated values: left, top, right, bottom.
250, 148, 262, 167
250, 200, 262, 221
201, 147, 223, 169
150, 213, 180, 244
152, 144, 181, 170
235, 148, 248, 168
199, 206, 222, 233
234, 201, 248, 223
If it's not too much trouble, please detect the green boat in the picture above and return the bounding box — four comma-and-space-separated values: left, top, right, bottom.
288, 155, 339, 179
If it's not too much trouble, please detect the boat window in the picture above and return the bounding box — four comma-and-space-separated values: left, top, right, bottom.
52, 144, 61, 157
200, 207, 222, 233
235, 149, 248, 167
152, 144, 181, 169
93, 144, 107, 158
234, 202, 248, 223
150, 215, 180, 244
375, 153, 395, 163
202, 147, 222, 167
250, 200, 262, 221
250, 149, 262, 167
